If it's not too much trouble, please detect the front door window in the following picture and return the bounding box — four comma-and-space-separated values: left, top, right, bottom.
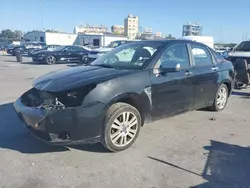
154, 43, 190, 72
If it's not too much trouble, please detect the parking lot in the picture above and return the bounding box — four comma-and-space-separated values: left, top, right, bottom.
1, 54, 250, 188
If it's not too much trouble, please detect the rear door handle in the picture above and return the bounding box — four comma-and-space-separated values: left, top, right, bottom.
212, 67, 218, 71
184, 71, 193, 76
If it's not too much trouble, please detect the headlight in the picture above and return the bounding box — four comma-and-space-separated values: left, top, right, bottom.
55, 85, 96, 107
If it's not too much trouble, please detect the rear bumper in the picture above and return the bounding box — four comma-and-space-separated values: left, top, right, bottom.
13, 91, 105, 145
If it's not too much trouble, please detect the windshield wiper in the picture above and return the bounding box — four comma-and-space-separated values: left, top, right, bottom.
95, 64, 115, 68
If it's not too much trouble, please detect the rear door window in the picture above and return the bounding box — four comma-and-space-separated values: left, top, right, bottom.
190, 44, 213, 66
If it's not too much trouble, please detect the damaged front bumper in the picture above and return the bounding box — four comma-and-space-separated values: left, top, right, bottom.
13, 88, 105, 145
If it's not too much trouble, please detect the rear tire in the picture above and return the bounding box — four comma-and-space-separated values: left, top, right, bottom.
208, 84, 228, 111
101, 103, 141, 152
46, 55, 56, 65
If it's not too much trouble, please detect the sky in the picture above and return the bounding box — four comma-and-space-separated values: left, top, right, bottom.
0, 0, 250, 43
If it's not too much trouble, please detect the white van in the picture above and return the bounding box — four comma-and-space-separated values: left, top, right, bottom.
178, 36, 214, 49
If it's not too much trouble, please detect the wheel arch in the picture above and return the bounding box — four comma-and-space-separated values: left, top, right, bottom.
220, 79, 232, 96
104, 92, 152, 126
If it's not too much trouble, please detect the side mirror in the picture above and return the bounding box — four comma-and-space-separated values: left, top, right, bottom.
156, 61, 181, 74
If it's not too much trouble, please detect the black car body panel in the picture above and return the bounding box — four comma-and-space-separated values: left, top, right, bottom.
32, 66, 136, 91
11, 42, 46, 56
32, 46, 90, 64
28, 45, 60, 56
14, 91, 104, 144
13, 40, 234, 145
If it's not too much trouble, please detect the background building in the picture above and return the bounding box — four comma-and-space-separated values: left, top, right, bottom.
23, 31, 78, 45
74, 24, 108, 34
111, 25, 124, 35
155, 32, 163, 39
124, 14, 139, 39
139, 28, 153, 40
78, 33, 127, 47
23, 31, 128, 47
182, 22, 202, 36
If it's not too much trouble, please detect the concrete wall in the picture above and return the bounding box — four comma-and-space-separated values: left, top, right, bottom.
77, 34, 103, 46
45, 32, 78, 45
23, 31, 45, 42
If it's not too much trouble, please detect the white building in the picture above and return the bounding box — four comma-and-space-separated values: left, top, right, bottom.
23, 31, 78, 45
74, 24, 108, 34
124, 14, 139, 39
23, 31, 128, 47
182, 22, 202, 36
78, 33, 128, 47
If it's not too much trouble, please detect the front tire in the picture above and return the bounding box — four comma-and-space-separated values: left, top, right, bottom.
209, 84, 229, 111
101, 103, 141, 152
46, 55, 56, 65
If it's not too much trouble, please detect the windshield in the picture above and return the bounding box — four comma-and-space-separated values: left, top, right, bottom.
91, 41, 164, 70
233, 41, 250, 52
107, 41, 121, 48
54, 46, 66, 51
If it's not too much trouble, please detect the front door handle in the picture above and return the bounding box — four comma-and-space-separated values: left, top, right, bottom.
184, 71, 193, 76
212, 67, 218, 71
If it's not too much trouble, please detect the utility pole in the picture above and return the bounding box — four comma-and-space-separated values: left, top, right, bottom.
40, 0, 44, 31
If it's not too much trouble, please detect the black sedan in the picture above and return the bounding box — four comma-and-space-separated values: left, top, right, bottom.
11, 42, 46, 56
6, 44, 17, 54
32, 45, 90, 64
13, 40, 234, 152
28, 45, 61, 56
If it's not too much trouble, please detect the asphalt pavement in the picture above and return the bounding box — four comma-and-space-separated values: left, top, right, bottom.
1, 54, 250, 188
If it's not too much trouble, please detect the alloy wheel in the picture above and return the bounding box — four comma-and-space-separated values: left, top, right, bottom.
46, 56, 55, 64
110, 112, 138, 147
217, 87, 227, 109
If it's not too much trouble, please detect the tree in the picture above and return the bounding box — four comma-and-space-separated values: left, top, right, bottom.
165, 34, 176, 40
0, 29, 23, 40
14, 30, 23, 39
0, 29, 16, 39
45, 29, 60, 33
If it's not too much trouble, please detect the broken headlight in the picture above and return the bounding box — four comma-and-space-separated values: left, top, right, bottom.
55, 85, 96, 107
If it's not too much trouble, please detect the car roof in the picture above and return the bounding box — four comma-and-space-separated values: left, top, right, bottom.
127, 39, 207, 46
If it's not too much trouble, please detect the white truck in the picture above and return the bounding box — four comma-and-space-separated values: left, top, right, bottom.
178, 36, 214, 49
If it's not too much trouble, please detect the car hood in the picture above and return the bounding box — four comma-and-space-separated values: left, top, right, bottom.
33, 50, 58, 55
228, 51, 250, 58
33, 65, 134, 92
